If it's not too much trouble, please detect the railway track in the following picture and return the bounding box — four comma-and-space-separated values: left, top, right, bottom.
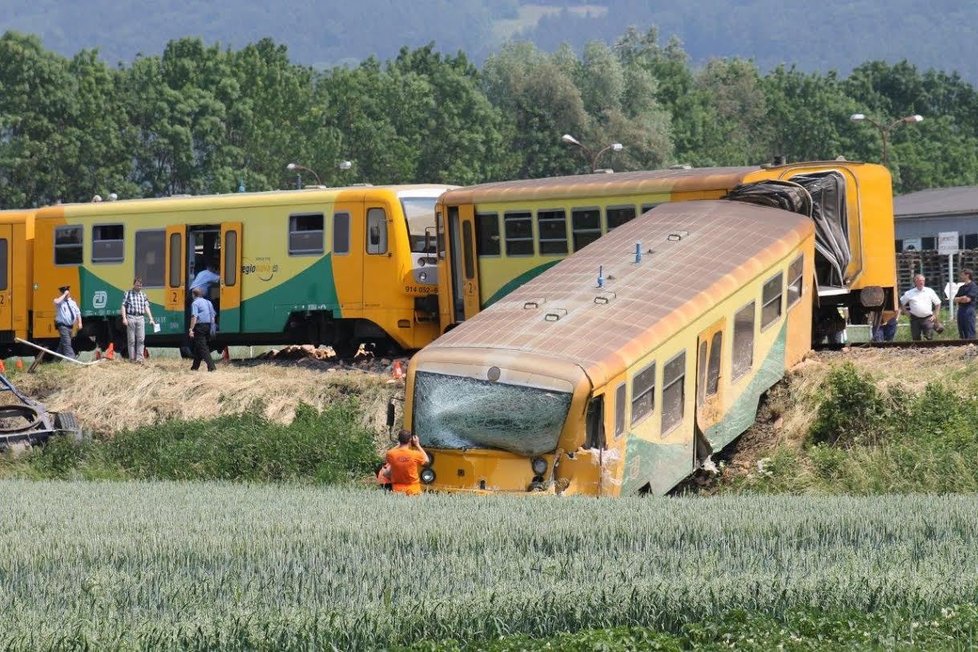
847, 338, 978, 349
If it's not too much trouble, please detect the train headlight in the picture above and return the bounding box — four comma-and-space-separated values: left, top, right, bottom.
418, 271, 428, 282
531, 457, 548, 475
420, 467, 436, 484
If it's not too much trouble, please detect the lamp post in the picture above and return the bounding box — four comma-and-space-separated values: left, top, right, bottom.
849, 113, 923, 167
561, 134, 623, 173
286, 162, 322, 188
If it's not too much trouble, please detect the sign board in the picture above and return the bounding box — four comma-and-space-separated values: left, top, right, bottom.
902, 238, 922, 252
938, 231, 960, 255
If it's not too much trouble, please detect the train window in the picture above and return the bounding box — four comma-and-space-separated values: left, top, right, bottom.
504, 211, 533, 256
537, 209, 568, 255
475, 212, 500, 256
0, 239, 7, 290
661, 352, 686, 435
630, 362, 655, 426
572, 208, 601, 251
223, 230, 238, 286
606, 206, 636, 231
732, 301, 755, 380
333, 212, 350, 254
288, 213, 324, 255
134, 230, 165, 288
436, 210, 445, 260
707, 332, 722, 396
168, 232, 182, 288
761, 272, 783, 329
54, 226, 83, 266
787, 255, 804, 308
697, 341, 708, 406
462, 221, 475, 280
584, 397, 605, 449
366, 208, 388, 254
92, 224, 124, 263
641, 203, 661, 214
614, 383, 626, 437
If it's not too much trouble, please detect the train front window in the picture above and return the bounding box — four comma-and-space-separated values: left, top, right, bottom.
401, 197, 438, 253
413, 371, 571, 457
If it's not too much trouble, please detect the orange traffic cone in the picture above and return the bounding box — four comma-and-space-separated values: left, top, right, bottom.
0, 359, 6, 374
105, 343, 115, 360
222, 346, 230, 362
392, 360, 405, 381
15, 358, 23, 371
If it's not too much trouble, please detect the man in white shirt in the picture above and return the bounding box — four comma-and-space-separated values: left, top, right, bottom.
899, 274, 943, 341
53, 285, 82, 358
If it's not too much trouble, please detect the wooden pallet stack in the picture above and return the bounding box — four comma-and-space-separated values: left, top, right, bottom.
895, 250, 978, 296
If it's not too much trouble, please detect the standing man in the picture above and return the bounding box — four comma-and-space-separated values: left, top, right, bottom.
953, 269, 978, 339
381, 429, 430, 495
53, 285, 81, 359
188, 287, 217, 372
121, 277, 156, 362
900, 274, 943, 341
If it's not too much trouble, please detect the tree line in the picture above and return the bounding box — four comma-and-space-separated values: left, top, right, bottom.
2, 27, 977, 208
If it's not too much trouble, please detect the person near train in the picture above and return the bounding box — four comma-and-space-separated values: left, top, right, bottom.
381, 429, 429, 495
121, 277, 156, 362
899, 274, 943, 341
53, 285, 82, 359
188, 286, 217, 372
871, 309, 900, 342
953, 269, 978, 339
189, 260, 220, 295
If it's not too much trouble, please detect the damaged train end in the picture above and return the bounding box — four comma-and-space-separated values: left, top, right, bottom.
404, 199, 815, 497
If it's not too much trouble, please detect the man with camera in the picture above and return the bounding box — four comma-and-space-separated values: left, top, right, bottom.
381, 429, 430, 495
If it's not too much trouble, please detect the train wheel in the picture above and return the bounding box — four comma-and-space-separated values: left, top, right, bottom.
332, 340, 360, 359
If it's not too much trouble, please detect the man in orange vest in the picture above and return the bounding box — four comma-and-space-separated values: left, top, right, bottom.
381, 429, 429, 495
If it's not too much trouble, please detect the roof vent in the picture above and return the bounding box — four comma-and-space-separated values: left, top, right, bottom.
594, 291, 617, 305
667, 231, 689, 242
544, 308, 567, 322
523, 298, 546, 310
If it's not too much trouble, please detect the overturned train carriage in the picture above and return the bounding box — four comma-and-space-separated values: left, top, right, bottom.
406, 199, 815, 496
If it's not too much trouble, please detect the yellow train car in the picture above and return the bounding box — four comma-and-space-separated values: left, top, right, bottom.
436, 161, 894, 336
404, 199, 815, 496
32, 185, 453, 355
0, 209, 34, 350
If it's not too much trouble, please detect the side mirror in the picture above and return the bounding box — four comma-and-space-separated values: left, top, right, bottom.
424, 226, 436, 254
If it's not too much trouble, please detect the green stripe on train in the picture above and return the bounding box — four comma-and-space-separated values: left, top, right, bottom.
483, 260, 562, 307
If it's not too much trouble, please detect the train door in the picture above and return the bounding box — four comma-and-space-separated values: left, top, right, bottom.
447, 204, 479, 323
0, 225, 11, 333
363, 203, 395, 310
164, 226, 186, 318
331, 203, 363, 312
220, 223, 242, 332
695, 319, 726, 434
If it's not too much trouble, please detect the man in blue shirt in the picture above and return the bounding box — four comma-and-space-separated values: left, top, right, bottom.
189, 261, 220, 295
188, 287, 217, 372
53, 285, 82, 359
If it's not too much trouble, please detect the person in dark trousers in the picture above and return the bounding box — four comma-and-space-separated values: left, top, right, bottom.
53, 285, 81, 359
188, 287, 217, 371
871, 309, 900, 342
954, 268, 978, 339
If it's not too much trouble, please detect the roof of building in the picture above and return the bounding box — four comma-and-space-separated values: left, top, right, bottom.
894, 186, 978, 219
428, 200, 813, 387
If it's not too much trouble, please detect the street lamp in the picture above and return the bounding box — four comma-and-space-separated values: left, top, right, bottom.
849, 113, 923, 167
561, 134, 623, 173
286, 162, 322, 188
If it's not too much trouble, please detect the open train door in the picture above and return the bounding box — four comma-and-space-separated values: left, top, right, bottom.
447, 204, 480, 323
220, 222, 242, 332
164, 225, 186, 316
695, 318, 726, 460
0, 225, 11, 334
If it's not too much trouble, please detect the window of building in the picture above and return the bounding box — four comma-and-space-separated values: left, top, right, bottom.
787, 254, 804, 308
504, 211, 533, 256
732, 302, 755, 380
537, 209, 568, 255
333, 212, 350, 254
223, 229, 237, 286
921, 236, 936, 250
572, 207, 601, 252
476, 212, 500, 256
54, 226, 83, 266
134, 230, 165, 288
966, 234, 978, 250
288, 213, 324, 255
606, 206, 636, 231
630, 362, 655, 426
761, 271, 783, 329
92, 224, 124, 263
367, 208, 388, 254
614, 383, 626, 438
661, 352, 686, 434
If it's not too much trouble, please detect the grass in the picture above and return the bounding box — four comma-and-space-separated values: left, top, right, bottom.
1, 484, 977, 649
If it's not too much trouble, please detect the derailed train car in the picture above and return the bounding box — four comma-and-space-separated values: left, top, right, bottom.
403, 199, 815, 496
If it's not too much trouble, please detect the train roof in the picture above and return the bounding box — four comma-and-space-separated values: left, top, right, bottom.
34, 184, 457, 218
425, 200, 814, 387
439, 161, 878, 204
